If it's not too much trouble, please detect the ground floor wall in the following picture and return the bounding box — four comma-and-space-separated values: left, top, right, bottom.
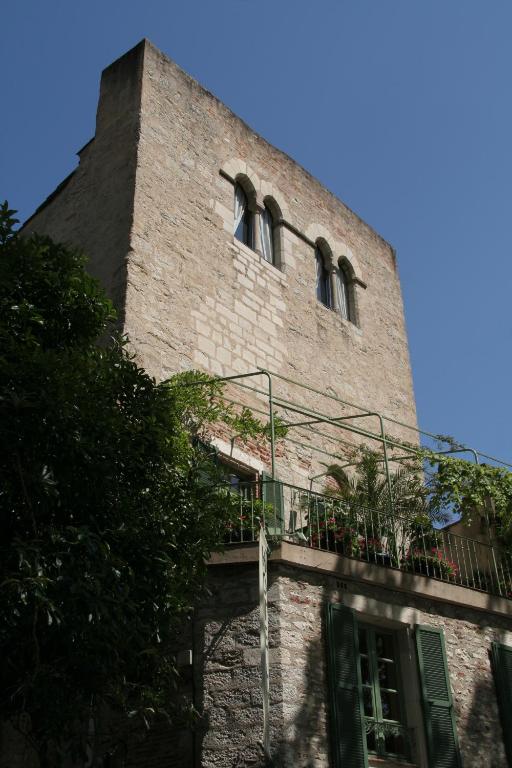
6, 547, 509, 767
194, 546, 512, 768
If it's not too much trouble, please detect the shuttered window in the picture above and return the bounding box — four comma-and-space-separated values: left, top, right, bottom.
491, 641, 512, 766
415, 625, 462, 768
327, 613, 463, 768
326, 604, 368, 768
358, 626, 408, 760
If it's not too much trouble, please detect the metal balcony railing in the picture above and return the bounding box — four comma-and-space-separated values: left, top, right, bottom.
221, 480, 512, 600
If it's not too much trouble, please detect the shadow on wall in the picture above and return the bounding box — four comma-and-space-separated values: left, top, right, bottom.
193, 563, 281, 768
462, 660, 506, 768
192, 559, 512, 768
269, 582, 329, 768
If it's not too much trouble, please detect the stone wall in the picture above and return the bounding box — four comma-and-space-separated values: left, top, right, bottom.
23, 39, 419, 489
198, 551, 512, 768
131, 40, 418, 445
23, 42, 145, 314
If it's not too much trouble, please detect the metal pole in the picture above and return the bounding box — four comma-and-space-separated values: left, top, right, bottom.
259, 520, 270, 759
379, 415, 393, 517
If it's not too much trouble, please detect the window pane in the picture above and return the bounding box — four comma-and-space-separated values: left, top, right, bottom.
362, 686, 374, 716
234, 185, 252, 247
380, 690, 401, 721
315, 248, 331, 307
379, 660, 398, 690
260, 206, 274, 263
360, 656, 371, 685
358, 628, 368, 655
375, 632, 395, 661
336, 266, 349, 319
234, 184, 247, 239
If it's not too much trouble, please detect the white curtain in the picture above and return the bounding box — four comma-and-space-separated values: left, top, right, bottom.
336, 266, 349, 320
234, 185, 246, 234
315, 249, 323, 300
260, 206, 273, 263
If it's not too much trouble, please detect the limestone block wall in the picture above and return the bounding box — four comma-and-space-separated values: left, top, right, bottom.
198, 553, 512, 768
22, 39, 420, 485
22, 43, 145, 313
130, 40, 418, 445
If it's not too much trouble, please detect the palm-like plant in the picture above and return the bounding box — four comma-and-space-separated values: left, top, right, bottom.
319, 450, 436, 565
324, 449, 430, 523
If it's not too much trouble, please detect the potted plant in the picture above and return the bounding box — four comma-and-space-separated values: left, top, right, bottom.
223, 496, 275, 543
402, 547, 458, 579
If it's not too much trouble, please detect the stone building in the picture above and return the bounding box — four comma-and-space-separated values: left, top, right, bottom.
23, 40, 512, 768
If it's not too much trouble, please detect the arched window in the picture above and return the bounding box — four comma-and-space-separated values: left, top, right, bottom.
260, 204, 275, 265
315, 246, 331, 308
234, 183, 253, 248
336, 262, 350, 320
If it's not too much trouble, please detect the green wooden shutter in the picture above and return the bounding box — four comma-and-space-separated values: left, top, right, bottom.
261, 472, 284, 535
415, 625, 462, 768
326, 603, 368, 768
491, 641, 512, 767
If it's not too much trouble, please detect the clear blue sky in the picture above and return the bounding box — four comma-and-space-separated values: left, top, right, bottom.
2, 1, 511, 464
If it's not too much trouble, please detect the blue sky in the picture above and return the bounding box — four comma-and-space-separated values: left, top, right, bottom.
2, 0, 511, 464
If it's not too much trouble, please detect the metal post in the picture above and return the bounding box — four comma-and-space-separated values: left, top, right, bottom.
378, 415, 394, 517
259, 520, 270, 759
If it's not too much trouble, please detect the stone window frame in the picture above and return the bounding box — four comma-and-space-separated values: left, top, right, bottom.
219, 161, 367, 318
306, 223, 366, 329
340, 596, 431, 768
220, 158, 290, 272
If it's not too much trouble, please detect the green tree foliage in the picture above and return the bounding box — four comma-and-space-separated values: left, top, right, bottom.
0, 203, 269, 762
424, 453, 512, 545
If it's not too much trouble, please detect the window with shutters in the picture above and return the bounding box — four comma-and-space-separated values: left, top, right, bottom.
327, 606, 459, 768
326, 604, 413, 768
358, 626, 409, 761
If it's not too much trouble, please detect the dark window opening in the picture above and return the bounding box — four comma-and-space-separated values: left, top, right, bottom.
234, 183, 253, 248
315, 246, 331, 307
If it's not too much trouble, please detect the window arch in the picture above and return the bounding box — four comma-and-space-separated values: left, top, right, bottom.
335, 261, 350, 321
234, 182, 254, 248
260, 204, 274, 264
315, 245, 332, 308
335, 257, 358, 324
260, 197, 282, 268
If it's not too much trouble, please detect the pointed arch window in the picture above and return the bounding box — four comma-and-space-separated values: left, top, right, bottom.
234, 183, 253, 248
315, 246, 331, 308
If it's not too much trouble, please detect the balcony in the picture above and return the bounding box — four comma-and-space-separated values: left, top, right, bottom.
222, 480, 512, 601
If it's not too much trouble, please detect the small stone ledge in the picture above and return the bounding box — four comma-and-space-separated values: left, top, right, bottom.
208, 541, 512, 618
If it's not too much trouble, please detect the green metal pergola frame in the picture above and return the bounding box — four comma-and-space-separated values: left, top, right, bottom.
176, 367, 512, 523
